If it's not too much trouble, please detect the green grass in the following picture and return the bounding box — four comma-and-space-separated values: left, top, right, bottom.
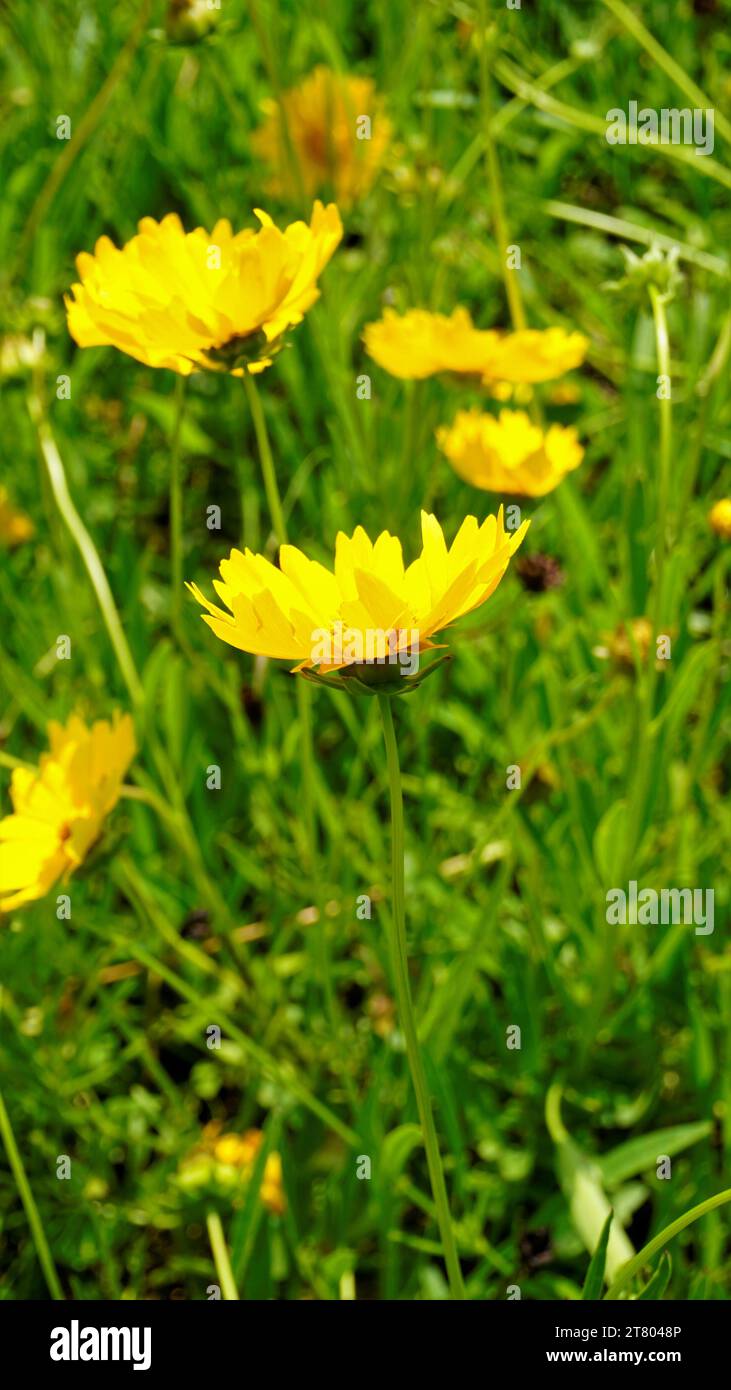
0, 0, 729, 1301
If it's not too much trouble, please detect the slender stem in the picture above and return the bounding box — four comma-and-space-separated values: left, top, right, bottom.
28, 380, 144, 710
600, 0, 731, 149
604, 1187, 731, 1300
477, 0, 527, 332
240, 372, 330, 1024
206, 1210, 239, 1301
0, 1086, 64, 1299
377, 696, 465, 1300
649, 286, 672, 637
242, 370, 288, 548
169, 373, 187, 632
619, 288, 672, 881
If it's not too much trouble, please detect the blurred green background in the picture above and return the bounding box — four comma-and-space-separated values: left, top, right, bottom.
0, 0, 729, 1300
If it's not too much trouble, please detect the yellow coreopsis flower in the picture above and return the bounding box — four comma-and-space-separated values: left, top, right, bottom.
708, 498, 731, 540
188, 509, 529, 685
180, 1123, 285, 1214
437, 408, 584, 497
0, 713, 135, 913
363, 307, 587, 384
0, 485, 34, 546
213, 1130, 285, 1215
65, 202, 343, 375
253, 66, 391, 208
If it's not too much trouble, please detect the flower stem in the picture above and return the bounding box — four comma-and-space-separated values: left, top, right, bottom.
28, 380, 144, 711
206, 1210, 239, 1301
0, 1085, 64, 1299
242, 370, 288, 549
169, 373, 187, 633
377, 695, 466, 1300
241, 371, 331, 1028
477, 0, 527, 333
619, 287, 672, 881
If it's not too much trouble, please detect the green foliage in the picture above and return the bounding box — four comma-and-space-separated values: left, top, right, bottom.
0, 0, 729, 1301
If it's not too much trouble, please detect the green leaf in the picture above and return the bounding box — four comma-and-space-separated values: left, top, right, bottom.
582, 1210, 613, 1300
638, 1252, 672, 1299
597, 1122, 712, 1187
593, 799, 627, 882
382, 1124, 423, 1184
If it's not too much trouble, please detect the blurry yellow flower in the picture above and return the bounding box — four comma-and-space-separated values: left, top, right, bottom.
188, 508, 529, 677
188, 1125, 285, 1214
436, 409, 584, 497
0, 713, 135, 913
709, 498, 731, 540
0, 486, 34, 546
253, 66, 391, 208
363, 307, 587, 383
65, 202, 343, 375
548, 380, 582, 406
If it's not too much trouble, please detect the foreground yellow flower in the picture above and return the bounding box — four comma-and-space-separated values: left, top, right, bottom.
437, 409, 584, 497
253, 65, 391, 208
0, 485, 34, 546
65, 202, 343, 375
363, 307, 587, 383
0, 713, 135, 913
188, 509, 529, 681
709, 498, 731, 540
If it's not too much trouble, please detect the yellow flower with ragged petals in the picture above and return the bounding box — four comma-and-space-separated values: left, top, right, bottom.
363, 306, 587, 383
709, 498, 731, 540
437, 409, 584, 497
65, 202, 343, 375
0, 713, 135, 913
187, 509, 529, 675
0, 485, 34, 546
253, 66, 391, 208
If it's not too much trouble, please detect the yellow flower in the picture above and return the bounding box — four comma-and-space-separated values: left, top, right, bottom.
208, 1128, 285, 1214
188, 509, 529, 677
0, 486, 34, 546
0, 713, 135, 913
363, 306, 587, 383
709, 498, 731, 540
436, 409, 584, 497
65, 202, 343, 375
253, 66, 391, 208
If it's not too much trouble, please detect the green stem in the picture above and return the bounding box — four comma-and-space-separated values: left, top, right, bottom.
169, 373, 187, 632
206, 1210, 239, 1300
477, 0, 527, 332
242, 370, 288, 548
0, 1086, 64, 1299
240, 372, 329, 1025
619, 288, 672, 881
377, 695, 466, 1300
600, 0, 731, 149
649, 286, 672, 637
28, 380, 144, 710
604, 1188, 731, 1300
